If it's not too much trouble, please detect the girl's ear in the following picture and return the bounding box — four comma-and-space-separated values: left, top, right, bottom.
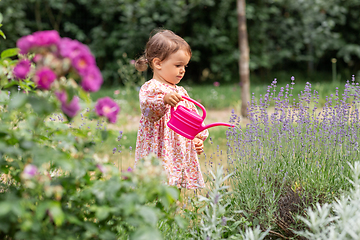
153, 58, 162, 70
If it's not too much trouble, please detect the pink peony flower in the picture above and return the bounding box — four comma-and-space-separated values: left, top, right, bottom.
130, 60, 135, 65
16, 30, 60, 54
81, 66, 103, 92
59, 38, 92, 59
55, 91, 81, 118
95, 97, 120, 123
34, 67, 57, 90
32, 54, 42, 63
32, 30, 60, 47
23, 164, 38, 179
17, 35, 36, 54
213, 81, 220, 87
13, 59, 31, 79
114, 90, 120, 95
72, 53, 96, 76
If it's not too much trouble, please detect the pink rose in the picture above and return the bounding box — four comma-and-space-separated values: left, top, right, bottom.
13, 59, 31, 79
59, 38, 92, 60
72, 53, 96, 76
23, 164, 38, 179
55, 91, 81, 118
81, 66, 103, 92
32, 30, 60, 47
34, 67, 57, 90
17, 35, 36, 54
16, 30, 60, 54
95, 97, 120, 123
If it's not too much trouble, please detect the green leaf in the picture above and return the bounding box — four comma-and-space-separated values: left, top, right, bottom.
48, 201, 65, 226
8, 93, 27, 110
35, 202, 49, 221
174, 215, 188, 229
138, 206, 158, 226
0, 220, 10, 233
66, 214, 82, 225
99, 230, 117, 240
3, 80, 18, 89
28, 96, 56, 115
0, 202, 12, 216
0, 30, 5, 40
130, 226, 162, 240
101, 130, 108, 140
78, 87, 91, 104
20, 140, 34, 150
1, 48, 18, 59
0, 90, 8, 103
93, 206, 110, 221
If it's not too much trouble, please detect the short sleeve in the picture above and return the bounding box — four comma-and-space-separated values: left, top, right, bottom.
139, 81, 169, 122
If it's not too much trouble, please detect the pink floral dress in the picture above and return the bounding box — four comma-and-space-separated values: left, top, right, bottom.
135, 79, 209, 189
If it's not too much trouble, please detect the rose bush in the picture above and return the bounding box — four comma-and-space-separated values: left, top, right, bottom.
0, 30, 182, 239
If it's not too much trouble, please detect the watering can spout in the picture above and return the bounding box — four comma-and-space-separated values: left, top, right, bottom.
200, 122, 235, 132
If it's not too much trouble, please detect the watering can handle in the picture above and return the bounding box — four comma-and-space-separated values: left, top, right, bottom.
181, 96, 207, 121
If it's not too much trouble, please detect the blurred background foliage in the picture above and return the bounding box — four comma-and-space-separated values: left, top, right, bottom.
1, 0, 360, 86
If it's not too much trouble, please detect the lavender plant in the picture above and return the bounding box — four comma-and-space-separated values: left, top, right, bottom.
296, 161, 360, 239
185, 166, 270, 240
226, 76, 360, 234
190, 166, 233, 239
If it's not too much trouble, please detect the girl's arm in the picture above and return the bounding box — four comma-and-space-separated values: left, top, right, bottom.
139, 82, 169, 122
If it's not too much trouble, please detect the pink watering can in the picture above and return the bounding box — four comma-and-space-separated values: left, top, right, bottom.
167, 96, 235, 140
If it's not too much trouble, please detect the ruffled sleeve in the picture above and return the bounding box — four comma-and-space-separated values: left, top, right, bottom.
139, 80, 169, 122
181, 88, 209, 141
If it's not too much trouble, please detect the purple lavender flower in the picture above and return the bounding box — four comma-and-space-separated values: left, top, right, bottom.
55, 91, 81, 118
80, 66, 103, 92
22, 164, 38, 178
13, 59, 31, 79
214, 193, 220, 204
221, 216, 227, 226
95, 97, 120, 123
34, 67, 57, 90
127, 167, 133, 172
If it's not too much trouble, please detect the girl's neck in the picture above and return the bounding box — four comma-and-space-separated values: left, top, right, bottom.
152, 75, 176, 88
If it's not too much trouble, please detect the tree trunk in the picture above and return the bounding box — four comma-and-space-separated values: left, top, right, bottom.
237, 0, 250, 118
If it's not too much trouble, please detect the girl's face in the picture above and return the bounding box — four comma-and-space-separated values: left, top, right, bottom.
153, 49, 190, 86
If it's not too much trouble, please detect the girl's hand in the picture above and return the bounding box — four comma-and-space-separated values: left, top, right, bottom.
193, 138, 204, 155
164, 92, 183, 107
